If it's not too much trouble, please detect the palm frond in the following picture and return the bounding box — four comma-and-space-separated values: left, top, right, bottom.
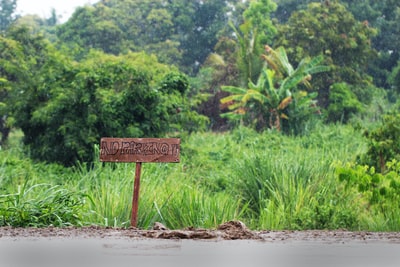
280, 74, 306, 92
245, 89, 267, 103
275, 46, 294, 76
278, 96, 293, 110
261, 54, 280, 73
221, 85, 247, 95
221, 94, 243, 103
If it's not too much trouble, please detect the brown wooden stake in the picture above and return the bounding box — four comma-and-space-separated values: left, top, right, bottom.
131, 162, 142, 228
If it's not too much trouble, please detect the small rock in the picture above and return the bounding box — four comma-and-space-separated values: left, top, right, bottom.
153, 222, 168, 230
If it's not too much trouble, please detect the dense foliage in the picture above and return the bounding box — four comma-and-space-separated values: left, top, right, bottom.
221, 46, 329, 133
274, 1, 377, 112
1, 0, 400, 229
0, 0, 17, 32
359, 113, 400, 172
1, 26, 206, 165
56, 0, 241, 74
2, 125, 400, 230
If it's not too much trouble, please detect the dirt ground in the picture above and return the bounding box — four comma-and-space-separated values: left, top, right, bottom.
1, 221, 400, 267
1, 220, 400, 242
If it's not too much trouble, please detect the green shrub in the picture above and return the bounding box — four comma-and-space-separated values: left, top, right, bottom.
336, 160, 400, 230
7, 47, 206, 166
359, 113, 400, 172
0, 181, 89, 227
326, 82, 363, 123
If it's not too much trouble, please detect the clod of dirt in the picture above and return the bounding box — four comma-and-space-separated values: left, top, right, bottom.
217, 221, 260, 240
152, 222, 168, 230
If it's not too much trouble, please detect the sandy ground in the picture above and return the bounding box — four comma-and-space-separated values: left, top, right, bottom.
1, 221, 400, 267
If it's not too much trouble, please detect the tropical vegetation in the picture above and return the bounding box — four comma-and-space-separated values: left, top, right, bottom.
1, 0, 400, 230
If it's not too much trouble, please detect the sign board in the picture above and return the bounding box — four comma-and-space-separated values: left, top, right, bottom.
99, 137, 180, 228
100, 138, 180, 163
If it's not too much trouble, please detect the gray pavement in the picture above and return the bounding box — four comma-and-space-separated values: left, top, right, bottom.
1, 236, 400, 267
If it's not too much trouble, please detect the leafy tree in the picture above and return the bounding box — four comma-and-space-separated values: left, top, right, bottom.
230, 0, 277, 86
276, 0, 400, 91
157, 71, 209, 133
0, 37, 17, 145
274, 1, 377, 110
11, 14, 59, 42
221, 46, 328, 133
0, 26, 46, 146
57, 0, 182, 63
192, 0, 276, 130
28, 52, 168, 165
3, 25, 206, 165
341, 0, 400, 90
0, 0, 17, 32
46, 8, 58, 26
273, 0, 400, 92
0, 77, 11, 145
175, 0, 232, 74
369, 4, 400, 91
272, 0, 313, 23
56, 4, 125, 56
2, 27, 76, 162
194, 37, 240, 131
389, 62, 400, 96
23, 51, 205, 165
56, 0, 241, 74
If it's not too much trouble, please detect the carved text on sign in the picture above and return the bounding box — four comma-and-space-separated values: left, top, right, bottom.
100, 138, 180, 163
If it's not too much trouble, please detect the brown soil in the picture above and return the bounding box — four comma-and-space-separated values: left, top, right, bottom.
1, 220, 400, 243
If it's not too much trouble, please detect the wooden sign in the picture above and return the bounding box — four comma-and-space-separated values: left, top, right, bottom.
100, 138, 180, 163
99, 137, 180, 228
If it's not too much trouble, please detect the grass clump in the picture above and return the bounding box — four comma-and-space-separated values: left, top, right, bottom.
229, 125, 364, 230
0, 181, 89, 227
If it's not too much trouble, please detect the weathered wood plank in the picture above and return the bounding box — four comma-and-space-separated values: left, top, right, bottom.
100, 138, 180, 163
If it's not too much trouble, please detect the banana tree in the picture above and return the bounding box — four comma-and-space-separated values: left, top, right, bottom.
221, 46, 329, 131
229, 20, 264, 87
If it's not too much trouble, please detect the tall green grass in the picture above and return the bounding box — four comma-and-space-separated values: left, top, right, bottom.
0, 180, 88, 227
72, 158, 244, 229
0, 138, 88, 227
1, 124, 399, 230
224, 125, 365, 230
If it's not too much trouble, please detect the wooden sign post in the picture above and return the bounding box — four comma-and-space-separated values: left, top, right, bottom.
100, 138, 180, 228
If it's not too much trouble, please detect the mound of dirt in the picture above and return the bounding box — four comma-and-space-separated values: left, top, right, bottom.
143, 220, 259, 240
217, 220, 258, 239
